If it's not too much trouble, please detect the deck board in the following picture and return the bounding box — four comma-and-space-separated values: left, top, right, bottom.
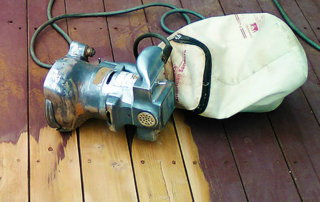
64, 0, 139, 201
0, 1, 28, 201
0, 0, 319, 201
28, 0, 83, 201
295, 0, 320, 41
132, 120, 193, 201
268, 89, 320, 201
224, 113, 301, 201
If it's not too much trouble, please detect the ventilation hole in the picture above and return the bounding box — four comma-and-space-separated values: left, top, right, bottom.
74, 27, 77, 30
137, 112, 156, 127
8, 20, 13, 24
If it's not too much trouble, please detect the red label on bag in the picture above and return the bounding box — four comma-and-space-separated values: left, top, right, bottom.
235, 14, 265, 39
173, 50, 187, 102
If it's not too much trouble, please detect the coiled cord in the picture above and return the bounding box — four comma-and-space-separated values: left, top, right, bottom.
31, 0, 319, 69
31, 0, 204, 68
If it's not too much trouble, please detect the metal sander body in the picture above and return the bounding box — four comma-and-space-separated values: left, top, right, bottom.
44, 41, 175, 141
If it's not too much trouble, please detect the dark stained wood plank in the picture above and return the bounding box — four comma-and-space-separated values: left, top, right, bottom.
64, 0, 138, 200
105, 0, 150, 63
268, 89, 320, 201
28, 0, 83, 201
0, 1, 28, 144
219, 0, 262, 13
295, 0, 320, 41
0, 1, 28, 201
181, 0, 225, 17
65, 0, 113, 62
224, 113, 301, 201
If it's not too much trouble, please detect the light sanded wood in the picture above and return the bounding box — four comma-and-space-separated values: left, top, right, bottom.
30, 127, 82, 202
132, 119, 193, 202
79, 120, 137, 202
0, 132, 28, 202
173, 111, 211, 202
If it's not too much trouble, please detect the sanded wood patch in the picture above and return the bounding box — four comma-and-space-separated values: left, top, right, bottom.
0, 133, 28, 202
132, 119, 193, 201
80, 120, 137, 202
29, 128, 82, 202
173, 111, 211, 202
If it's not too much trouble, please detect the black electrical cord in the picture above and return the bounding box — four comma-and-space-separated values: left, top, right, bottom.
133, 11, 205, 63
31, 0, 204, 68
133, 33, 172, 63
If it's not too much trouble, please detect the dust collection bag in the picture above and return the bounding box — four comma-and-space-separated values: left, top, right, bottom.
160, 13, 308, 119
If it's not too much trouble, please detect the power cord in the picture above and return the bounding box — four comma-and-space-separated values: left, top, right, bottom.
31, 0, 319, 69
31, 0, 204, 68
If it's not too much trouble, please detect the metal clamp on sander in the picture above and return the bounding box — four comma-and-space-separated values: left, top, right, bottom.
44, 41, 175, 141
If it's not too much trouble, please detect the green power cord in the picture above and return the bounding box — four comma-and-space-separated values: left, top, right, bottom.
31, 0, 319, 69
31, 0, 204, 68
273, 0, 320, 51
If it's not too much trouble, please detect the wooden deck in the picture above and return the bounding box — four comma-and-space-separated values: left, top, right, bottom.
0, 0, 320, 201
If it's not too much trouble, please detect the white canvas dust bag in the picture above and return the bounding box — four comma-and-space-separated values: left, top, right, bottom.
160, 13, 308, 119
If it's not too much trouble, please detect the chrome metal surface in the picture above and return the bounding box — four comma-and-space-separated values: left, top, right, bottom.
43, 41, 175, 140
